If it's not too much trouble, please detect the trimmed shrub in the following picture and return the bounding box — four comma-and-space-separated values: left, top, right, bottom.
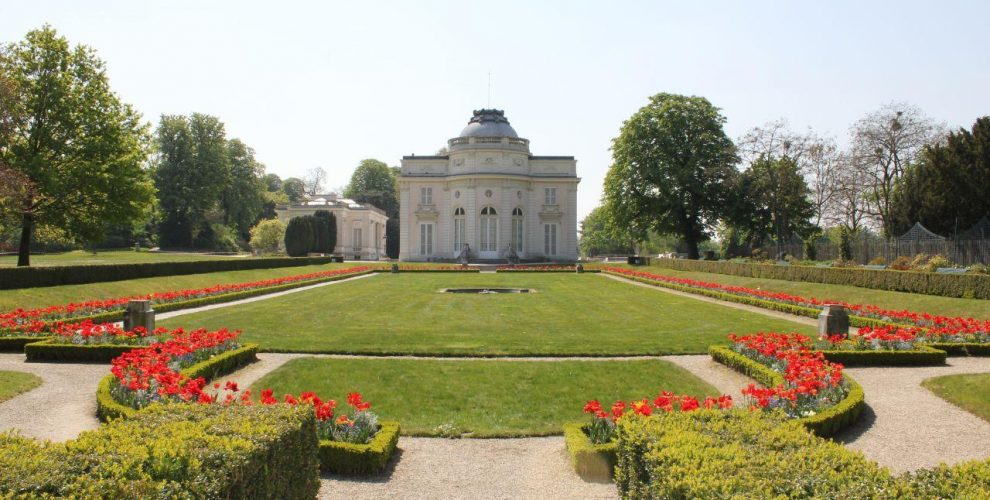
820, 345, 947, 366
313, 210, 337, 254
0, 337, 50, 353
614, 410, 895, 498
0, 404, 320, 498
249, 218, 285, 254
647, 258, 990, 299
318, 421, 400, 474
563, 422, 617, 481
0, 255, 335, 290
25, 341, 138, 363
284, 216, 316, 256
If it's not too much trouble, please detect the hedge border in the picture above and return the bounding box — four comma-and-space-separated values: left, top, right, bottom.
0, 336, 50, 352
925, 343, 990, 356
563, 422, 617, 481
821, 345, 947, 366
14, 267, 374, 333
25, 339, 144, 362
317, 421, 401, 475
0, 255, 339, 290
709, 345, 864, 437
371, 269, 482, 273
96, 343, 259, 422
495, 269, 602, 273
649, 258, 990, 299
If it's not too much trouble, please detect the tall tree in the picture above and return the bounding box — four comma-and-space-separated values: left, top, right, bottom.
803, 136, 841, 228
579, 205, 633, 257
890, 116, 990, 236
303, 166, 327, 196
344, 159, 399, 258
727, 155, 814, 255
849, 102, 943, 237
0, 26, 153, 266
282, 177, 307, 203
154, 113, 229, 247
603, 93, 738, 259
221, 138, 266, 239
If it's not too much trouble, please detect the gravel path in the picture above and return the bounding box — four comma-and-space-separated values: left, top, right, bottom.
318, 436, 617, 500
838, 356, 990, 472
155, 272, 377, 321
0, 353, 104, 441
662, 354, 755, 401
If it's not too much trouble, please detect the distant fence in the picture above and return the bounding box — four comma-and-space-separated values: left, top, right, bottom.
759, 238, 990, 266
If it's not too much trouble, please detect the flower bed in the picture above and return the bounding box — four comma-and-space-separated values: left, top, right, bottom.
98, 329, 399, 474
372, 264, 480, 273
604, 267, 990, 350
0, 266, 373, 339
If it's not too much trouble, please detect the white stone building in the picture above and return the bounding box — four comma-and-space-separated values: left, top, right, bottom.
275, 195, 388, 260
398, 109, 580, 262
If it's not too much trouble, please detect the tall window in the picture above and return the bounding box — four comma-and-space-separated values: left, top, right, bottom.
353, 228, 362, 250
420, 186, 433, 204
419, 223, 433, 255
544, 187, 557, 205
480, 206, 497, 252
544, 223, 557, 256
511, 208, 524, 252
453, 208, 465, 253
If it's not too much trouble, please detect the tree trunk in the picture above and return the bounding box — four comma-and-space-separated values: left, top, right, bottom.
17, 212, 33, 267
684, 234, 700, 260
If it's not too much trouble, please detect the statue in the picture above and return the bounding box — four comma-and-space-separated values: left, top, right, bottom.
457, 244, 471, 265
504, 245, 520, 265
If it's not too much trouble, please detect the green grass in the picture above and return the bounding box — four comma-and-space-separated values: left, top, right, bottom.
160, 273, 815, 355
922, 373, 990, 423
251, 357, 720, 437
0, 262, 356, 311
0, 370, 42, 403
634, 264, 990, 320
0, 249, 249, 267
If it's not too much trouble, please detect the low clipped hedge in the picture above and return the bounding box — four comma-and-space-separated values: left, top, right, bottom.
709, 346, 864, 437
318, 421, 401, 475
563, 422, 617, 481
0, 255, 337, 290
925, 342, 990, 356
373, 269, 482, 273
0, 336, 49, 352
25, 340, 140, 363
96, 343, 259, 422
614, 409, 990, 498
0, 403, 320, 498
614, 410, 894, 498
821, 345, 947, 366
650, 258, 990, 299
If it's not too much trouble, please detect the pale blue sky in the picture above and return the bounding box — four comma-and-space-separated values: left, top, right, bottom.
4, 1, 989, 222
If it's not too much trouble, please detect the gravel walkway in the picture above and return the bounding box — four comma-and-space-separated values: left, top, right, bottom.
0, 353, 104, 441
155, 272, 377, 321
838, 356, 990, 472
319, 436, 616, 500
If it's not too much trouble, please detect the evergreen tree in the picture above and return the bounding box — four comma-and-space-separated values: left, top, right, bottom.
312, 210, 337, 253
284, 216, 315, 256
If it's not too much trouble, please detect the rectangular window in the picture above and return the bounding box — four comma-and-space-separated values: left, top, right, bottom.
512, 218, 523, 252
353, 228, 362, 249
544, 187, 556, 205
421, 187, 432, 204
453, 218, 465, 252
420, 223, 433, 255
544, 223, 557, 256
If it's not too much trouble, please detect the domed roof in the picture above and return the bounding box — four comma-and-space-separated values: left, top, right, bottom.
458, 109, 518, 138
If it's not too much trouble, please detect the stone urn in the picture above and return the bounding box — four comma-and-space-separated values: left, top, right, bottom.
391, 263, 399, 274
576, 264, 584, 273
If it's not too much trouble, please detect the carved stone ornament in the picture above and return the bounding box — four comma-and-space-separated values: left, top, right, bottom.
485, 189, 493, 198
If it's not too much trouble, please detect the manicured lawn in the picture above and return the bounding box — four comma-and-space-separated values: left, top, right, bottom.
0, 371, 42, 403
0, 249, 246, 267
251, 357, 720, 437
0, 262, 357, 311
634, 264, 990, 320
160, 273, 815, 355
922, 372, 990, 423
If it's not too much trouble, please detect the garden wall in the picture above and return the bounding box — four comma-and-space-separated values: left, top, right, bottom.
650, 258, 990, 299
0, 256, 336, 290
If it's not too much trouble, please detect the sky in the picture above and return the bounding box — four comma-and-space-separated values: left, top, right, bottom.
3, 0, 989, 223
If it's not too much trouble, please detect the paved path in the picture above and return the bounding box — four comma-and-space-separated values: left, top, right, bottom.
0, 353, 104, 441
839, 357, 990, 472
155, 272, 377, 321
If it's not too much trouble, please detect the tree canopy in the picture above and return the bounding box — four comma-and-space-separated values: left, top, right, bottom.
0, 26, 153, 266
603, 93, 738, 259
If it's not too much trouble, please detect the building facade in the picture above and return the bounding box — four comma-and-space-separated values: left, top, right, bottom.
398, 109, 580, 262
275, 196, 388, 260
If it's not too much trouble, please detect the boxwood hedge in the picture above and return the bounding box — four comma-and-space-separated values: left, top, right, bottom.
0, 403, 319, 499
0, 255, 337, 290
650, 258, 990, 299
563, 422, 617, 481
318, 421, 401, 475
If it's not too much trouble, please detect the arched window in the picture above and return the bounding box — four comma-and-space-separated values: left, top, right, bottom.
480, 207, 497, 252
511, 208, 524, 253
453, 208, 466, 252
